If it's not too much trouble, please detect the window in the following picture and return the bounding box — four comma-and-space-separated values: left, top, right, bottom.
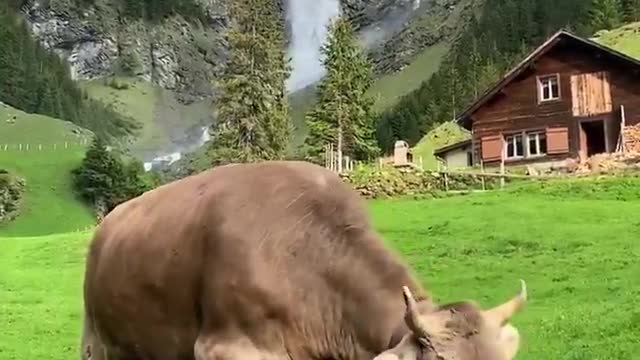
505, 130, 547, 160
505, 134, 524, 159
527, 131, 547, 157
538, 74, 560, 102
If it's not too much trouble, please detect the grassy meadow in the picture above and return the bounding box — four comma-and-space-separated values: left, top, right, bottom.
0, 105, 95, 237
594, 21, 640, 60
1, 177, 640, 359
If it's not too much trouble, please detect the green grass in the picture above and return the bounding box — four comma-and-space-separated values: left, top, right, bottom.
0, 103, 92, 146
0, 231, 89, 360
0, 150, 95, 237
368, 42, 450, 112
594, 21, 640, 60
2, 177, 639, 359
0, 104, 95, 237
412, 121, 471, 170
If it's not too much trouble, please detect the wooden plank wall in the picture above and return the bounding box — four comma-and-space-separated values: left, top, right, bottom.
570, 71, 613, 117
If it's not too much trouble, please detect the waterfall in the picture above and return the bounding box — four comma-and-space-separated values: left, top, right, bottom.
285, 0, 341, 93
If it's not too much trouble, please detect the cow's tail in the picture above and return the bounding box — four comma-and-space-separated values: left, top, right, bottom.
80, 308, 109, 360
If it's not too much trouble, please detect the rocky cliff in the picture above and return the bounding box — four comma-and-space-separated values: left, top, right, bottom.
21, 0, 229, 104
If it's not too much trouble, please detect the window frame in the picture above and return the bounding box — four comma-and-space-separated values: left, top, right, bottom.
537, 73, 561, 103
503, 129, 548, 161
526, 130, 547, 158
504, 133, 525, 160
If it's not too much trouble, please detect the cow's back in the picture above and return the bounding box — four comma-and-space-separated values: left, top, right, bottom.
82, 161, 425, 359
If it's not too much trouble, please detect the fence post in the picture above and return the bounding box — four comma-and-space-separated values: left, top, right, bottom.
500, 158, 505, 189
444, 165, 449, 192
480, 160, 486, 191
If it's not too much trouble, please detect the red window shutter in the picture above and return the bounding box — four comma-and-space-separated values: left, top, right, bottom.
546, 127, 569, 154
481, 135, 503, 161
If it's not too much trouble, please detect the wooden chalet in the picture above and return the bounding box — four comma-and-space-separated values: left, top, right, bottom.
456, 30, 640, 167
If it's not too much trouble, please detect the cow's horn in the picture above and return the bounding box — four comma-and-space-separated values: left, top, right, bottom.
402, 286, 431, 339
483, 279, 527, 326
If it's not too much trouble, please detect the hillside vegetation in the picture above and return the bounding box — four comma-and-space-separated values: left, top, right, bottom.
368, 43, 450, 112
594, 21, 640, 59
0, 105, 94, 237
2, 177, 640, 359
80, 77, 212, 159
411, 121, 470, 170
0, 3, 138, 141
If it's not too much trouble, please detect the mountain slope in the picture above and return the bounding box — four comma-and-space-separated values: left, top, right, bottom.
593, 21, 640, 59
80, 77, 213, 161
0, 103, 95, 237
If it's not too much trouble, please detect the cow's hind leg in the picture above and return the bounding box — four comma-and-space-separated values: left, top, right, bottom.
194, 334, 286, 360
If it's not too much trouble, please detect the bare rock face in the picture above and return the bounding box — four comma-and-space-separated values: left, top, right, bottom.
21, 0, 229, 104
365, 0, 480, 75
24, 1, 119, 80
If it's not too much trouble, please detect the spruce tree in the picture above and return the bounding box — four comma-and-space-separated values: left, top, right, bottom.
303, 18, 380, 168
590, 0, 624, 31
621, 0, 640, 21
208, 0, 292, 165
72, 137, 148, 216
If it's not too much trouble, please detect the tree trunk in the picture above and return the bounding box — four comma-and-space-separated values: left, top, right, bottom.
337, 123, 343, 173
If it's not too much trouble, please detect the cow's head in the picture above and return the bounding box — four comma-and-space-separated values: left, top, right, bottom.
375, 280, 527, 360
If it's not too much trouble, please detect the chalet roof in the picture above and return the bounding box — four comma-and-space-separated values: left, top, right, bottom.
456, 30, 640, 129
433, 138, 471, 157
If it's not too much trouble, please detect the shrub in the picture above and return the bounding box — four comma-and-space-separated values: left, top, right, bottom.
0, 172, 25, 223
340, 163, 504, 198
71, 137, 149, 217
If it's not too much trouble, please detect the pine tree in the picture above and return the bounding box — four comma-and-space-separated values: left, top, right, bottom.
590, 0, 624, 31
72, 137, 148, 216
621, 0, 640, 21
303, 18, 380, 168
208, 0, 292, 165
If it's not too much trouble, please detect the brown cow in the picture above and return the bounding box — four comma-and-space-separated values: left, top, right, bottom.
80, 160, 527, 360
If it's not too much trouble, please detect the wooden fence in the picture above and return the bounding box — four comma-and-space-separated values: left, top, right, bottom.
324, 143, 356, 174
0, 139, 90, 152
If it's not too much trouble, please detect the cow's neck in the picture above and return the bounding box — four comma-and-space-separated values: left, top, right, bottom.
287, 231, 429, 359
